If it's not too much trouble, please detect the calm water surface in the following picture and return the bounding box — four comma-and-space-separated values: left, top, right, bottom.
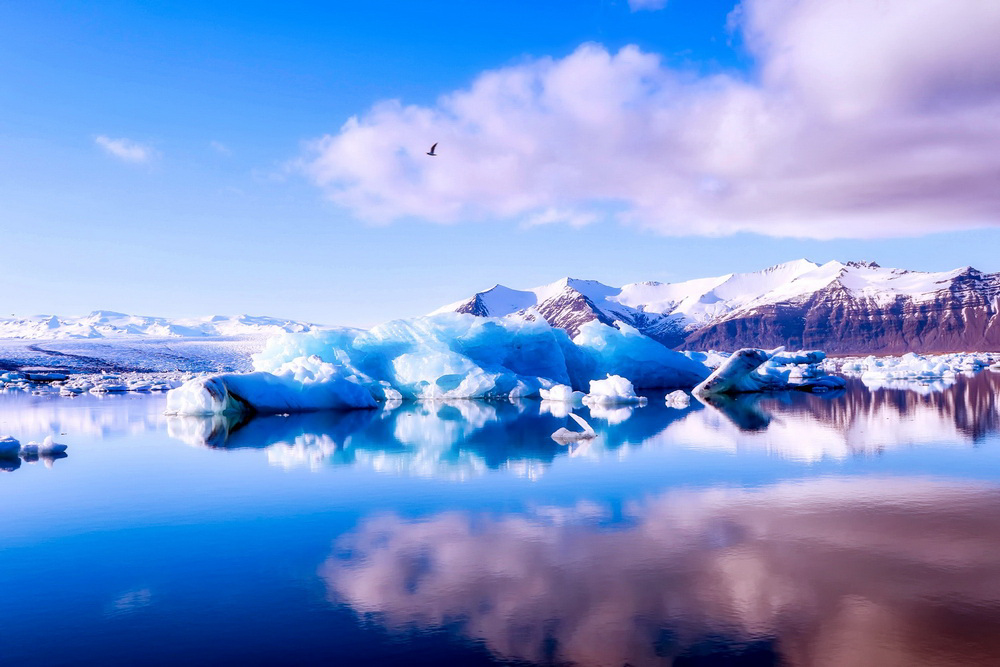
3, 374, 1000, 666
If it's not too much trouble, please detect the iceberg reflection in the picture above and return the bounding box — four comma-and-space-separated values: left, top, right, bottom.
165, 372, 1000, 474
323, 477, 1000, 666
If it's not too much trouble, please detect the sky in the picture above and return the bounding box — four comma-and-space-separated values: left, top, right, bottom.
2, 0, 999, 326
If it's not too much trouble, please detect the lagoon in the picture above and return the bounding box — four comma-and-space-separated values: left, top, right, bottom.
2, 374, 1000, 665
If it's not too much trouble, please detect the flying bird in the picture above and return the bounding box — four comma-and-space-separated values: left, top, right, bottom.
426, 142, 438, 156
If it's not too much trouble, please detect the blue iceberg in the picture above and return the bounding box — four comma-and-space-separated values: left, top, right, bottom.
167, 314, 711, 415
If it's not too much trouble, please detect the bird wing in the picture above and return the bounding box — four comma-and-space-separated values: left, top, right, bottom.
429, 142, 437, 153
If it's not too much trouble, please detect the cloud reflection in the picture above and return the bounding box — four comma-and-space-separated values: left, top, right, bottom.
323, 478, 1000, 666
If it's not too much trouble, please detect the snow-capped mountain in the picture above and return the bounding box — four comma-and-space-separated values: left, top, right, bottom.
433, 260, 1000, 353
0, 311, 319, 340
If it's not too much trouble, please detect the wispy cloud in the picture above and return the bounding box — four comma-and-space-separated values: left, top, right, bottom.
95, 135, 156, 164
209, 140, 231, 155
628, 0, 668, 12
302, 0, 1000, 239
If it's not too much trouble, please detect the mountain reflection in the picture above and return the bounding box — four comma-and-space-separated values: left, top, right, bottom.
323, 478, 1000, 666
166, 371, 1000, 474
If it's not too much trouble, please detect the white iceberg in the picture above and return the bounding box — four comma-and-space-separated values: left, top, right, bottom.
583, 374, 644, 405
841, 352, 998, 385
539, 384, 585, 402
664, 390, 691, 408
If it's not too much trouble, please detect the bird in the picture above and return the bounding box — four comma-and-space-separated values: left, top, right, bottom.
426, 142, 438, 156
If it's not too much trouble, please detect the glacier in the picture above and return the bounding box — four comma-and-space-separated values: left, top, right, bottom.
166, 314, 710, 415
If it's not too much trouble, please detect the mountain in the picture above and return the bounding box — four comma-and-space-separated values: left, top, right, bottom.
0, 311, 319, 340
432, 260, 1000, 353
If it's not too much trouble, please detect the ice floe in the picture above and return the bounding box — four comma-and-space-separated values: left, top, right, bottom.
694, 347, 845, 396
21, 436, 68, 457
0, 433, 68, 468
838, 352, 999, 384
551, 413, 597, 443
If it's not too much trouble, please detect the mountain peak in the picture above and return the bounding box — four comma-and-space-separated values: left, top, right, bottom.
433, 259, 1000, 353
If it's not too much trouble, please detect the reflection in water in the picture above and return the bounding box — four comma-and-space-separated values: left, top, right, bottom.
323, 478, 1000, 666
671, 373, 1000, 462
168, 398, 695, 479
166, 372, 1000, 474
3, 372, 1000, 665
0, 391, 167, 439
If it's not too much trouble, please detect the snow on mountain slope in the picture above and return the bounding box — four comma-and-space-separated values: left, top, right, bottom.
0, 312, 319, 340
435, 260, 1000, 353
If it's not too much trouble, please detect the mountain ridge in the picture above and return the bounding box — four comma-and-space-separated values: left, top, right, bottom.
0, 312, 319, 340
433, 260, 1000, 353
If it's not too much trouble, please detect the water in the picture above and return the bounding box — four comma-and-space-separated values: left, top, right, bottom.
2, 373, 1000, 666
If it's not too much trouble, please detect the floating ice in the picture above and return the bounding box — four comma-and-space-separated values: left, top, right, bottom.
167, 314, 711, 415
665, 390, 691, 408
539, 384, 585, 402
0, 435, 20, 458
550, 412, 597, 443
166, 367, 377, 416
90, 383, 128, 394
839, 352, 998, 384
571, 321, 709, 390
680, 350, 730, 370
25, 372, 68, 382
584, 374, 644, 406
694, 347, 845, 396
21, 436, 68, 458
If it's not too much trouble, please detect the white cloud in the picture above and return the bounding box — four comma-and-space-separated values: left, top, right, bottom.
628, 0, 668, 11
209, 140, 231, 155
302, 0, 1000, 239
95, 135, 156, 164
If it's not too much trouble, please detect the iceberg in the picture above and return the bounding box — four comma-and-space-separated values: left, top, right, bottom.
583, 374, 644, 405
21, 436, 68, 458
167, 314, 712, 415
694, 348, 845, 396
570, 321, 710, 390
550, 413, 597, 443
539, 384, 585, 403
664, 390, 691, 408
166, 368, 377, 416
839, 352, 998, 383
0, 435, 20, 459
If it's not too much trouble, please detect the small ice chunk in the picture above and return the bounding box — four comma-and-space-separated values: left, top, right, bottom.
0, 435, 21, 458
583, 374, 643, 405
664, 390, 691, 408
38, 435, 68, 455
25, 372, 69, 382
90, 383, 128, 394
551, 412, 597, 443
539, 384, 585, 402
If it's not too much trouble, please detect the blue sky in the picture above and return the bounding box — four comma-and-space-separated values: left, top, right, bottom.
3, 0, 999, 326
